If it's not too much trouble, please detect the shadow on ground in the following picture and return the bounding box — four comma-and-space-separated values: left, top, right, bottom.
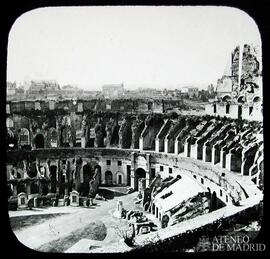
37, 221, 107, 253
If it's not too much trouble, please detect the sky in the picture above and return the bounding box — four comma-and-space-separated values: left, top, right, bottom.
7, 6, 261, 90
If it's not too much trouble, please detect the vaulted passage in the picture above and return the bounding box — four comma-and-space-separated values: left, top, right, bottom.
49, 165, 57, 193
35, 134, 44, 149
80, 164, 92, 195
105, 171, 113, 186
134, 168, 146, 191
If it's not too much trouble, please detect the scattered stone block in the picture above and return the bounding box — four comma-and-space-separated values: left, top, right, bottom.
58, 198, 65, 206
70, 191, 79, 207
113, 200, 123, 218
17, 192, 27, 209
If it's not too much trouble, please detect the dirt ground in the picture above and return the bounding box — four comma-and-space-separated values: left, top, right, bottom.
10, 192, 139, 252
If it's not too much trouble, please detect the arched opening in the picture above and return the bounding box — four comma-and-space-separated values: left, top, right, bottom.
253, 96, 261, 103
161, 214, 169, 228
110, 125, 120, 146
117, 173, 123, 185
126, 165, 131, 186
49, 165, 57, 193
30, 181, 39, 194
225, 104, 230, 114
16, 171, 22, 179
42, 184, 49, 195
152, 203, 155, 215
222, 95, 231, 102
17, 183, 26, 194
35, 134, 44, 149
134, 168, 146, 191
210, 191, 217, 212
28, 162, 38, 178
105, 171, 113, 186
237, 96, 245, 103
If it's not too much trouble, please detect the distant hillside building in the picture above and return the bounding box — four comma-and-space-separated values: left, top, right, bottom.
181, 87, 199, 98
7, 82, 16, 96
28, 80, 60, 98
102, 84, 124, 98
60, 85, 83, 99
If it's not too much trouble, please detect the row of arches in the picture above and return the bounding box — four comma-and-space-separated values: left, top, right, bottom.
6, 128, 58, 149
222, 94, 261, 103
104, 171, 123, 185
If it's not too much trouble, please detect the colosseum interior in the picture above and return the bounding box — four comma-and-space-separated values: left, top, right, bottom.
6, 44, 264, 253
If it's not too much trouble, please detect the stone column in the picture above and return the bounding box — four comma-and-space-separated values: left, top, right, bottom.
202, 144, 207, 162
190, 141, 198, 159
174, 139, 179, 155
164, 137, 169, 154
130, 152, 136, 189
139, 137, 144, 150
184, 137, 190, 157
225, 152, 232, 171
146, 154, 151, 187
12, 184, 17, 196
220, 146, 226, 168
115, 200, 123, 218
155, 138, 159, 152
81, 137, 86, 148
64, 175, 68, 195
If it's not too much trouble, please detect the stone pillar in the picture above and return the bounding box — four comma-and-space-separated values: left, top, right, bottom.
56, 186, 60, 195
130, 152, 136, 189
12, 184, 17, 197
146, 154, 151, 187
174, 139, 179, 155
155, 138, 159, 152
202, 144, 207, 162
190, 142, 198, 159
34, 197, 38, 207
114, 200, 123, 218
164, 138, 169, 154
184, 138, 190, 157
241, 160, 246, 176
220, 146, 226, 168
130, 170, 135, 190
225, 152, 232, 171
151, 204, 155, 214
64, 174, 68, 195
81, 137, 86, 148
139, 137, 143, 150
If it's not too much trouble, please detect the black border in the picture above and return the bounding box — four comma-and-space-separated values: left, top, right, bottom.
1, 1, 269, 259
